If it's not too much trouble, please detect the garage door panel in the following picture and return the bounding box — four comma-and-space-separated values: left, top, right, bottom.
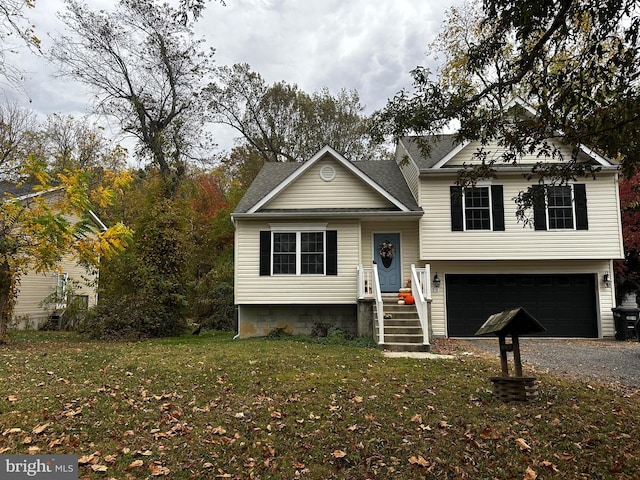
446, 274, 597, 337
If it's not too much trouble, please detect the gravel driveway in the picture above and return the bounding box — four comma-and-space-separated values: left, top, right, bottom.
460, 338, 640, 390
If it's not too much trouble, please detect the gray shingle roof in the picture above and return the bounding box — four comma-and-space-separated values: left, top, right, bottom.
233, 157, 421, 215
399, 135, 460, 170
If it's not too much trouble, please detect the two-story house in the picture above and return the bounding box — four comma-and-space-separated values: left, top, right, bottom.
232, 114, 623, 349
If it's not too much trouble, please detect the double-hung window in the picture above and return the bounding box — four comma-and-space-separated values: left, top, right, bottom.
464, 187, 491, 230
260, 228, 338, 276
450, 185, 505, 231
547, 186, 574, 229
533, 184, 588, 231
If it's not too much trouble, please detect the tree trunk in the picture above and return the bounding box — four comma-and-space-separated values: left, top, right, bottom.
0, 259, 13, 344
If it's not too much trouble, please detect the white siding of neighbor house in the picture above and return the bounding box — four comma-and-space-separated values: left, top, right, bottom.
425, 260, 615, 338
12, 259, 99, 329
264, 155, 394, 210
8, 191, 102, 329
419, 173, 623, 260
234, 219, 361, 305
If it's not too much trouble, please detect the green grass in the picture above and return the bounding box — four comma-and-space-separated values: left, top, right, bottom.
1, 331, 639, 479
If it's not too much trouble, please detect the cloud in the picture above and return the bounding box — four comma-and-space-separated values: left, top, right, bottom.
2, 0, 461, 154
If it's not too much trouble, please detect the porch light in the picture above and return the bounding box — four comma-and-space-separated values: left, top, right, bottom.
603, 272, 611, 288
433, 273, 441, 291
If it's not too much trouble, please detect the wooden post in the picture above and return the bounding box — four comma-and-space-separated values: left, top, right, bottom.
498, 335, 509, 376
512, 335, 523, 377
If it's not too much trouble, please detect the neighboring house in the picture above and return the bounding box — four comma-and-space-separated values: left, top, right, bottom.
232, 102, 623, 349
1, 183, 106, 330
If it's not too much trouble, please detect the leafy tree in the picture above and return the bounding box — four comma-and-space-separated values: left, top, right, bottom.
207, 63, 389, 163
50, 0, 220, 195
0, 163, 132, 343
90, 189, 191, 338
185, 171, 235, 330
0, 0, 40, 86
378, 0, 640, 182
615, 172, 640, 301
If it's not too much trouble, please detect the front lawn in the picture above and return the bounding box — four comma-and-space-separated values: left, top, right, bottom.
0, 331, 638, 479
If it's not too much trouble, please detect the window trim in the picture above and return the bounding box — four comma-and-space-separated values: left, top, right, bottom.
463, 185, 493, 231
271, 230, 327, 276
546, 185, 575, 230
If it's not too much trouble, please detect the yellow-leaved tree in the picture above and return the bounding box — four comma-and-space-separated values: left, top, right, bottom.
0, 157, 133, 343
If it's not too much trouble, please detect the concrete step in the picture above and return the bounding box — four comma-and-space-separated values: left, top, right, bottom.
381, 343, 431, 352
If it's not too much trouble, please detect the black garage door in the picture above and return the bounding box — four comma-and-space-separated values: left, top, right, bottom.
446, 274, 598, 337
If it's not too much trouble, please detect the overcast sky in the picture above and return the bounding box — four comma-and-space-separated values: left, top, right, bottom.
3, 0, 463, 155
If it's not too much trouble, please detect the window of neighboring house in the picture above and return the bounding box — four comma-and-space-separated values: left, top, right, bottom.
450, 185, 505, 231
260, 229, 338, 276
533, 184, 588, 231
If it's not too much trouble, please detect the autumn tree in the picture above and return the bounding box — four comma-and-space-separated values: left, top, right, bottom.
615, 172, 640, 301
0, 163, 132, 343
378, 0, 640, 181
50, 0, 220, 195
207, 63, 388, 163
187, 171, 235, 330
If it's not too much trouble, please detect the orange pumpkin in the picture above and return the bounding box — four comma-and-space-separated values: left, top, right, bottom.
404, 295, 415, 305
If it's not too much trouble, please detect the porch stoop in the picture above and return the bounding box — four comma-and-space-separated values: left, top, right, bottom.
375, 296, 430, 352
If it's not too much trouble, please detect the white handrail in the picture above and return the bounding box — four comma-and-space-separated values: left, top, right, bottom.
411, 264, 430, 346
372, 263, 384, 344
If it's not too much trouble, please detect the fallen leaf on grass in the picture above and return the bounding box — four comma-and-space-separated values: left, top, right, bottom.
126, 460, 144, 471
79, 454, 98, 465
91, 464, 108, 472
22, 436, 32, 444
409, 455, 430, 467
32, 423, 49, 435
7, 395, 18, 402
524, 466, 537, 479
149, 463, 170, 476
515, 438, 532, 452
332, 450, 347, 458
541, 460, 558, 472
211, 426, 226, 435
27, 446, 40, 453
3, 428, 22, 436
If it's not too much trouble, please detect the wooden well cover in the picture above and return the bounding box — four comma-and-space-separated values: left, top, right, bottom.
474, 307, 546, 337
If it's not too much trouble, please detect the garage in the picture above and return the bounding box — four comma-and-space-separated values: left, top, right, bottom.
445, 274, 598, 337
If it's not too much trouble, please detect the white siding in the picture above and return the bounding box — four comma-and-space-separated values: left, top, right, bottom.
426, 260, 615, 338
445, 140, 576, 166
265, 156, 393, 210
420, 173, 623, 260
12, 259, 99, 329
235, 219, 360, 305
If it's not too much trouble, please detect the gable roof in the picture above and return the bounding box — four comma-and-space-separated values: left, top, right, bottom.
400, 97, 618, 172
0, 182, 108, 231
233, 145, 422, 218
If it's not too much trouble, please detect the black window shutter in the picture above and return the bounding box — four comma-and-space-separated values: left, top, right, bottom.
532, 185, 547, 231
574, 184, 588, 230
259, 231, 271, 276
326, 230, 338, 275
450, 186, 463, 231
491, 185, 505, 231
